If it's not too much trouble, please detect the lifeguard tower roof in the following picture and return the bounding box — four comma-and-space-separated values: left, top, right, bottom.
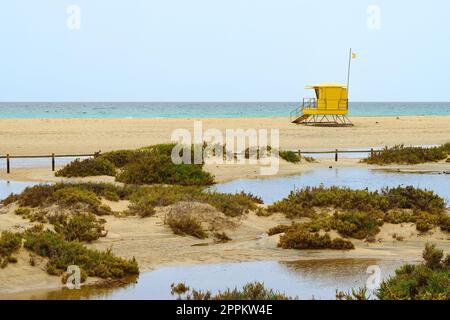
305, 83, 347, 89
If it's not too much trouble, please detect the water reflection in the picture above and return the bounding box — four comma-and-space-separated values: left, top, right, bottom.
6, 259, 409, 300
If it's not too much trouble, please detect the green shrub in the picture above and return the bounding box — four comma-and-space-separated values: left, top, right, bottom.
15, 207, 32, 216
98, 150, 140, 168
27, 210, 48, 223
377, 244, 450, 300
11, 184, 55, 207
128, 185, 203, 207
336, 287, 370, 300
267, 224, 292, 236
440, 216, 450, 232
23, 226, 139, 279
49, 213, 107, 242
363, 144, 449, 165
0, 231, 22, 268
255, 207, 272, 217
1, 193, 19, 206
116, 151, 214, 186
103, 191, 120, 202
56, 157, 116, 177
213, 232, 231, 243
278, 230, 354, 250
423, 243, 444, 269
333, 211, 383, 240
52, 187, 101, 209
384, 186, 445, 214
166, 214, 207, 239
416, 218, 432, 232
197, 192, 258, 217
279, 151, 301, 163
383, 210, 412, 224
268, 186, 445, 218
127, 199, 156, 218
172, 282, 291, 300
92, 204, 113, 216
65, 183, 133, 200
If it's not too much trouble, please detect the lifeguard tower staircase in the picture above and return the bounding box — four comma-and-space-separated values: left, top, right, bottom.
290, 83, 353, 126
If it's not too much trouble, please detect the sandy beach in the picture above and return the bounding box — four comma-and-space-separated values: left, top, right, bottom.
0, 116, 449, 155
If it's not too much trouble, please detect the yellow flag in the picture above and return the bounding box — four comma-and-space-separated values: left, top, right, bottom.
352, 52, 357, 59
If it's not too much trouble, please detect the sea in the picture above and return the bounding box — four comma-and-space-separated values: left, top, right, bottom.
0, 102, 449, 118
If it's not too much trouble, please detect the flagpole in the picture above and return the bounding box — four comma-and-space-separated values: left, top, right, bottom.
346, 48, 352, 97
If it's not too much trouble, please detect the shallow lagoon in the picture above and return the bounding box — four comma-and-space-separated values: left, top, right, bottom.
0, 167, 448, 300
7, 259, 408, 300
213, 167, 450, 204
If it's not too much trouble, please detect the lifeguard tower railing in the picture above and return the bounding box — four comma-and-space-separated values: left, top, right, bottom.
289, 98, 348, 122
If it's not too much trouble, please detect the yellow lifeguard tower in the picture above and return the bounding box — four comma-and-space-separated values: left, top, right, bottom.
290, 48, 356, 126
289, 83, 352, 126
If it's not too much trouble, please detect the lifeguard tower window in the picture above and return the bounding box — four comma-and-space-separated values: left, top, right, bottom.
289, 83, 353, 126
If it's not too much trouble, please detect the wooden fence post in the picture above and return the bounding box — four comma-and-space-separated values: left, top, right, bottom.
298, 149, 301, 158
335, 149, 338, 162
52, 153, 55, 171
6, 154, 10, 174
370, 148, 374, 157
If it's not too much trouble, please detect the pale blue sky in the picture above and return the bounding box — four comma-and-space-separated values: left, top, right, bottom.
0, 0, 449, 101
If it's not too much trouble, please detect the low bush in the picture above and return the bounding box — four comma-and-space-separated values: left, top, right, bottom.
197, 192, 258, 217
55, 157, 116, 177
49, 213, 107, 242
332, 211, 383, 240
279, 151, 301, 163
267, 224, 291, 236
6, 184, 56, 207
166, 214, 207, 239
213, 232, 231, 243
127, 199, 156, 218
440, 216, 450, 232
66, 183, 134, 201
23, 226, 139, 279
116, 151, 214, 186
52, 187, 101, 209
278, 230, 354, 250
171, 282, 291, 300
98, 150, 140, 168
336, 288, 370, 300
128, 185, 203, 207
255, 207, 272, 217
268, 186, 445, 218
363, 144, 449, 165
383, 210, 412, 224
376, 244, 450, 300
15, 207, 32, 216
0, 231, 22, 268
